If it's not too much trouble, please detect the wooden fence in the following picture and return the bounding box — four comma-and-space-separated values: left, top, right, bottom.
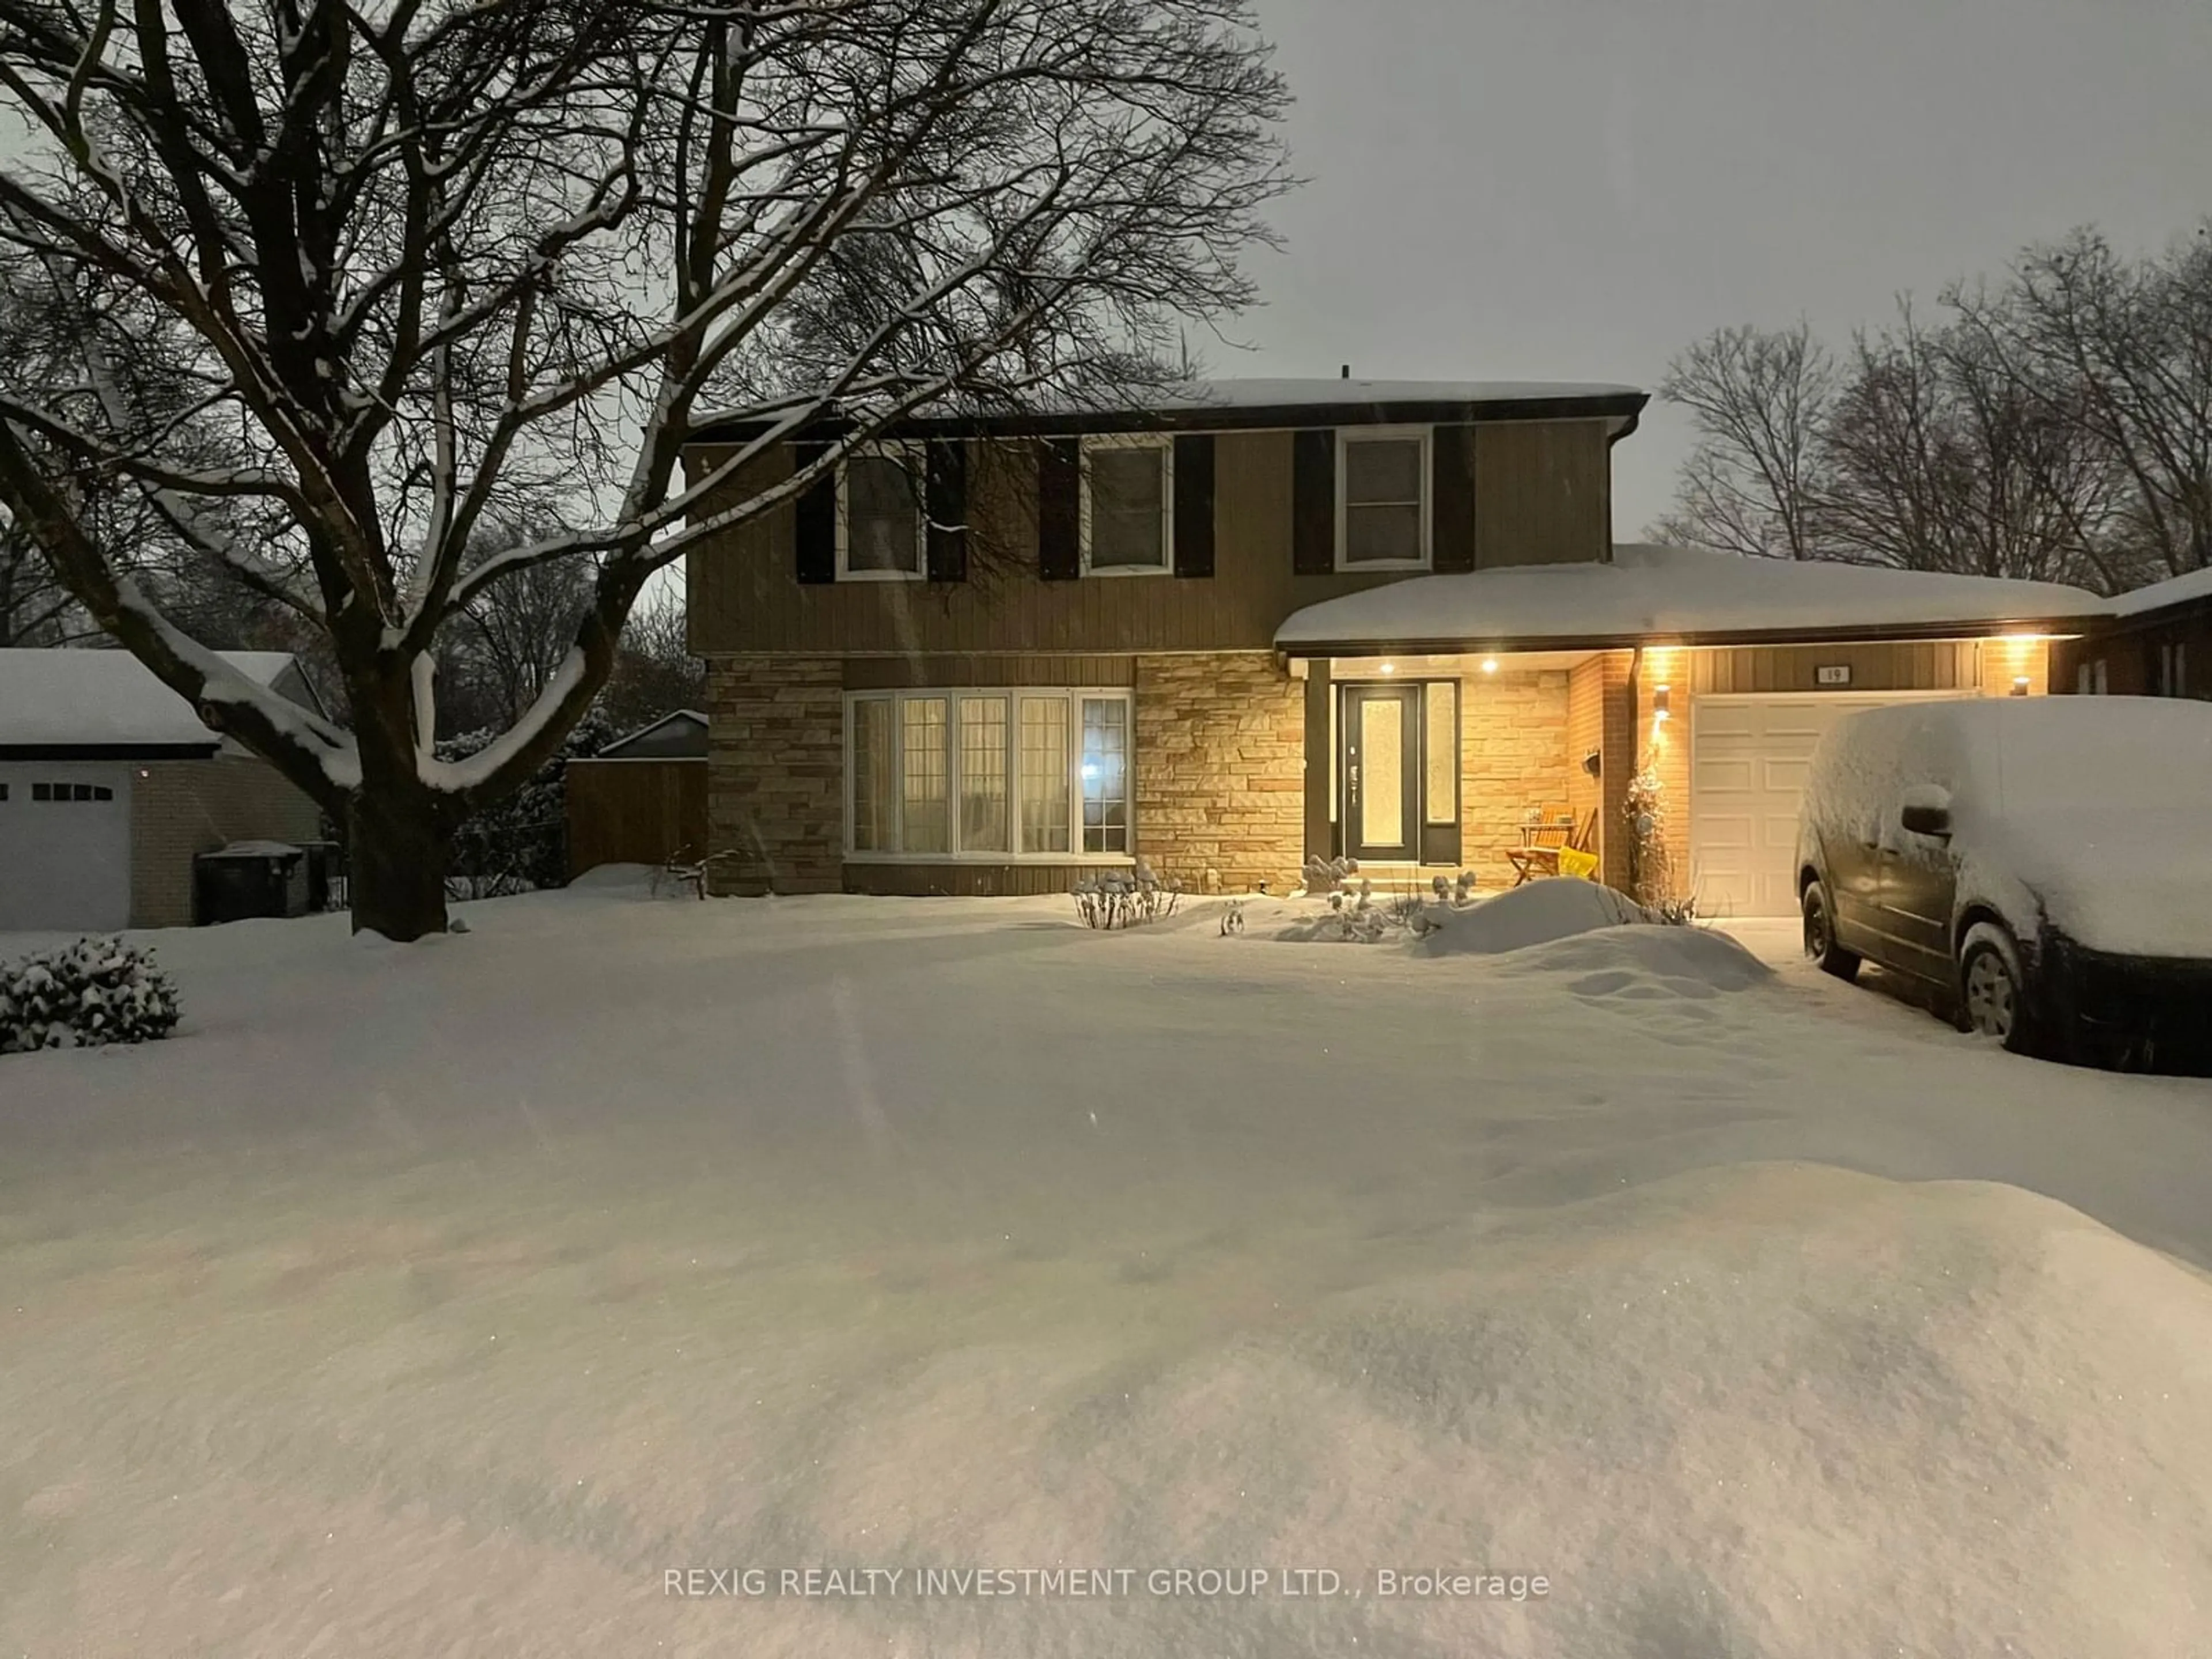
565, 759, 709, 879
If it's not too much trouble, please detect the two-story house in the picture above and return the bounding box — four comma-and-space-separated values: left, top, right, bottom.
685, 379, 2108, 918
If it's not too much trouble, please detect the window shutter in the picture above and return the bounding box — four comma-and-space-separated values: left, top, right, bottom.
793, 441, 836, 584
1431, 425, 1478, 573
925, 440, 968, 582
1172, 434, 1215, 578
1037, 438, 1081, 579
1292, 429, 1336, 574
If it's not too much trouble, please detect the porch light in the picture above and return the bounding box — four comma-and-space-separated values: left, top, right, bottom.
1378, 662, 1396, 675
1480, 658, 1498, 675
2012, 676, 2031, 696
1653, 684, 1672, 721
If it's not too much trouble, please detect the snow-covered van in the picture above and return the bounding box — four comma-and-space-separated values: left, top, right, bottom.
1795, 696, 2212, 1069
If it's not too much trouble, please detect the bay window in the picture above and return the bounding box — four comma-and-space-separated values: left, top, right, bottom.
846, 688, 1136, 859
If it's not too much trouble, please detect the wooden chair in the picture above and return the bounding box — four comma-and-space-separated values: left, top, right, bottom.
1504, 810, 1599, 885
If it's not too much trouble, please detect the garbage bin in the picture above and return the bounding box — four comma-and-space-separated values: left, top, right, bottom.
194, 842, 308, 925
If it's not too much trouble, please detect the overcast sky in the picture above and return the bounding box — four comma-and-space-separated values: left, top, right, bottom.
1232, 0, 2212, 536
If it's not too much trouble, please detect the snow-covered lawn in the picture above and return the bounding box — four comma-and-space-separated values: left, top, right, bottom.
5, 880, 2212, 1657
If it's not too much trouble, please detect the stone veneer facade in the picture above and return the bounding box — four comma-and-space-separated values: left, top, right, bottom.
1132, 652, 1305, 894
705, 656, 844, 896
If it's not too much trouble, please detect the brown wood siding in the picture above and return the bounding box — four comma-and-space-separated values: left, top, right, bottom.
688, 421, 1612, 657
1474, 421, 1611, 568
842, 654, 1134, 689
565, 759, 709, 877
1683, 641, 1978, 694
2052, 608, 2212, 698
842, 862, 1128, 897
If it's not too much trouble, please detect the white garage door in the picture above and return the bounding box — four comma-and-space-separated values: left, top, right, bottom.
0, 764, 132, 932
1688, 694, 1969, 919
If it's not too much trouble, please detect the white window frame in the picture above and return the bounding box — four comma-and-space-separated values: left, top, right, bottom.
835, 442, 928, 582
1335, 425, 1433, 573
843, 687, 1137, 862
1079, 434, 1175, 577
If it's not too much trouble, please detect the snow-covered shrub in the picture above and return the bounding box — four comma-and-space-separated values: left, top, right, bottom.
1073, 859, 1183, 929
0, 938, 181, 1054
1626, 765, 1678, 908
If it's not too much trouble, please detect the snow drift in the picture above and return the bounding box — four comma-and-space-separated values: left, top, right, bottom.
4, 889, 2209, 1657
993, 1162, 2212, 1657
1415, 879, 1652, 955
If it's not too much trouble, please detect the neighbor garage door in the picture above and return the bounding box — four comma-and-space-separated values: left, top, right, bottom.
1688, 694, 1970, 919
0, 764, 132, 932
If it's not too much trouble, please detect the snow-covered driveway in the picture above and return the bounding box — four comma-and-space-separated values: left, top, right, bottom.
4, 882, 2211, 1657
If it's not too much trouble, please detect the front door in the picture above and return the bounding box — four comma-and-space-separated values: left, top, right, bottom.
1342, 685, 1421, 862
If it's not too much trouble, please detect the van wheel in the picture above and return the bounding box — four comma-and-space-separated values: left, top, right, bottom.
1801, 880, 1859, 980
1958, 922, 2038, 1054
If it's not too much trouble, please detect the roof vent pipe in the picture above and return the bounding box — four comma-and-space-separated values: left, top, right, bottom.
1340, 364, 1350, 379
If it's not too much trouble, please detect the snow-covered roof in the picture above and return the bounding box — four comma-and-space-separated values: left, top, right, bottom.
2109, 563, 2212, 619
1147, 377, 1647, 410
0, 649, 302, 750
593, 709, 709, 760
693, 377, 1647, 440
1275, 544, 2111, 652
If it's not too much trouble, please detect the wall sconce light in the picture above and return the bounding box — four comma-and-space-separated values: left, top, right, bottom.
1581, 750, 1602, 779
1653, 684, 1672, 721
2012, 676, 2031, 696
1480, 658, 1498, 675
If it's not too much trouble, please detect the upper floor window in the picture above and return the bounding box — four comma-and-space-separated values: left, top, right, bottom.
1081, 435, 1173, 575
837, 444, 926, 581
1338, 428, 1430, 570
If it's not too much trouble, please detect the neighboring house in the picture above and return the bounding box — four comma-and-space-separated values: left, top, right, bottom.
2052, 566, 2211, 700
684, 378, 2109, 919
563, 710, 710, 878
0, 649, 325, 931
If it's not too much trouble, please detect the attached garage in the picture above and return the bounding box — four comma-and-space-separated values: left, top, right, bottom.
0, 649, 327, 932
1688, 691, 1974, 918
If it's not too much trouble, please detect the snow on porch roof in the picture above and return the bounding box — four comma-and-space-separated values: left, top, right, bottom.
1274, 543, 2112, 654
0, 648, 299, 750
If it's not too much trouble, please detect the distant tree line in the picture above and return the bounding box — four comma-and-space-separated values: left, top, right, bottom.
1653, 225, 2212, 596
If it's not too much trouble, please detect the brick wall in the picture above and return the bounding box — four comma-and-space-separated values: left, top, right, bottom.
1570, 652, 1636, 891
1456, 668, 1573, 889
130, 756, 325, 928
705, 656, 844, 896
1976, 637, 2051, 698
1631, 650, 1692, 905
1133, 651, 1304, 893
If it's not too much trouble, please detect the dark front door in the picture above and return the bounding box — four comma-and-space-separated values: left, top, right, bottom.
1342, 685, 1422, 862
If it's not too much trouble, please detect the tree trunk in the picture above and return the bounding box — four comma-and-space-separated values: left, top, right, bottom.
347, 786, 452, 941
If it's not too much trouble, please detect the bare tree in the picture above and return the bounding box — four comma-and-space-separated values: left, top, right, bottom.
1947, 226, 2212, 585
1821, 305, 2125, 588
601, 585, 706, 737
0, 0, 1290, 938
0, 518, 79, 644
459, 522, 594, 724
1650, 322, 1838, 559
